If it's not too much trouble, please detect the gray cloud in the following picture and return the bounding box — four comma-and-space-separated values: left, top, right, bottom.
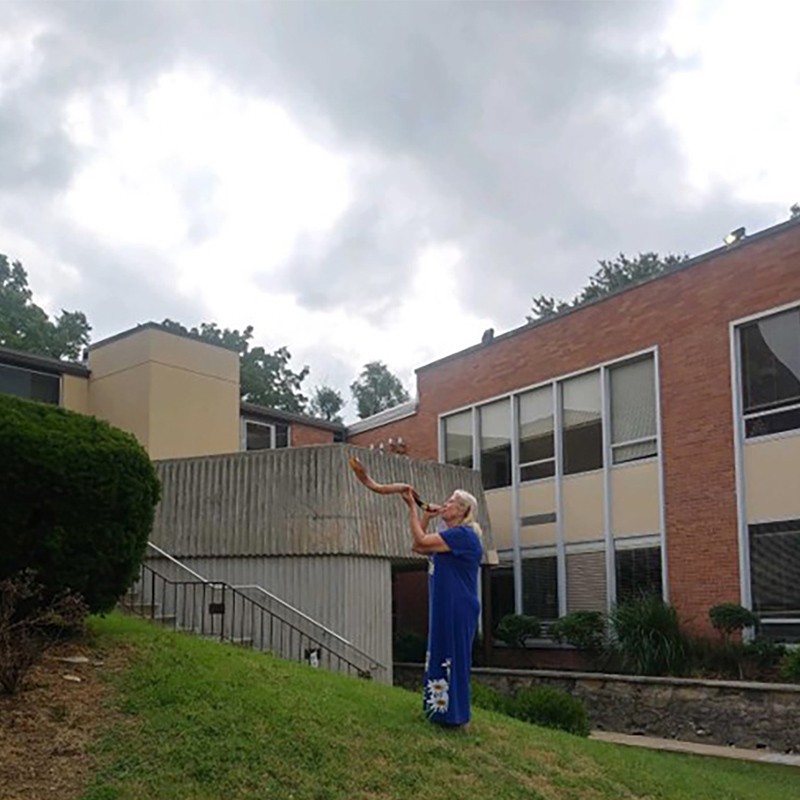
0, 0, 784, 350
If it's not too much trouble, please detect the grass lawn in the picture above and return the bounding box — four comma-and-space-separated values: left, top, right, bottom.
83, 613, 798, 800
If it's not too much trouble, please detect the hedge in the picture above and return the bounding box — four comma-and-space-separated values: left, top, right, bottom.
0, 393, 161, 612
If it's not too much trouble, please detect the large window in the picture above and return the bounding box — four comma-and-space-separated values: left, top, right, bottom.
522, 556, 559, 620
245, 420, 289, 450
749, 519, 800, 624
615, 546, 663, 603
740, 308, 800, 437
443, 410, 473, 468
609, 355, 657, 463
480, 399, 511, 489
0, 363, 59, 404
518, 386, 555, 481
561, 371, 602, 475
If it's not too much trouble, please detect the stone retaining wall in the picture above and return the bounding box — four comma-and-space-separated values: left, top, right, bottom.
394, 664, 800, 753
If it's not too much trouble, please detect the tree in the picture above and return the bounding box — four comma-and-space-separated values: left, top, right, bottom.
309, 385, 345, 423
0, 254, 91, 360
160, 319, 309, 412
527, 252, 689, 322
790, 203, 800, 219
350, 361, 410, 419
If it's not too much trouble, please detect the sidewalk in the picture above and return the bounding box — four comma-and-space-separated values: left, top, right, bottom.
591, 731, 800, 767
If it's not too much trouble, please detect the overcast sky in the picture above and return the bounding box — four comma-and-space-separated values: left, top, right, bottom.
1, 0, 798, 420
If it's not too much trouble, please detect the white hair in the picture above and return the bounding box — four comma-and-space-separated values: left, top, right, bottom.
453, 489, 482, 536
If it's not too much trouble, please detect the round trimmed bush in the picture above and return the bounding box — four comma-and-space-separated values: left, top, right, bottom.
549, 611, 606, 651
495, 614, 541, 647
0, 394, 161, 612
508, 685, 590, 737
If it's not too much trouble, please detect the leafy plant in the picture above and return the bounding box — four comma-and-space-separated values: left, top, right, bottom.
0, 394, 161, 613
709, 603, 758, 643
608, 595, 689, 676
549, 611, 606, 651
780, 647, 800, 682
470, 679, 508, 714
495, 614, 541, 648
507, 685, 590, 737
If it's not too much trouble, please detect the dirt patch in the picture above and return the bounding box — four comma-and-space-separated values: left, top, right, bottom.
0, 636, 129, 800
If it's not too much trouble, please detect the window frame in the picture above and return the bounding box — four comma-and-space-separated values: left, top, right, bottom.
242, 419, 290, 451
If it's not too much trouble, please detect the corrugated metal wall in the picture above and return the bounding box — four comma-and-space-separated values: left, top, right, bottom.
152, 444, 492, 558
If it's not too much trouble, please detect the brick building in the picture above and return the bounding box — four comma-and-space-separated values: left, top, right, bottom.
349, 217, 800, 640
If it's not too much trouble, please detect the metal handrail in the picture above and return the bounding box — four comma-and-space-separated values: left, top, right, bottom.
146, 541, 210, 582
233, 584, 384, 668
145, 541, 385, 672
126, 559, 385, 679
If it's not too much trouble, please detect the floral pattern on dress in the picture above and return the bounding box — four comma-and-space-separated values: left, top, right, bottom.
424, 659, 452, 717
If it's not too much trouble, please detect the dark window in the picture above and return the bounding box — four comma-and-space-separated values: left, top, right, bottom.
245, 421, 290, 450
750, 519, 800, 619
562, 371, 603, 475
479, 399, 511, 489
490, 564, 515, 631
522, 556, 559, 620
0, 363, 59, 404
333, 429, 346, 443
275, 423, 289, 448
443, 410, 473, 469
518, 387, 555, 481
740, 309, 800, 437
615, 546, 662, 603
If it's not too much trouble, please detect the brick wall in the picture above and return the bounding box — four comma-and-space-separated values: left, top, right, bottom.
348, 222, 800, 633
290, 423, 336, 447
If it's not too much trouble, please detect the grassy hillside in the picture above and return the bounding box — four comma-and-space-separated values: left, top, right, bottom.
83, 614, 798, 800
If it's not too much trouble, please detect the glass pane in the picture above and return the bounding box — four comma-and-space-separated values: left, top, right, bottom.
275, 424, 289, 448
490, 565, 515, 631
520, 460, 555, 482
480, 399, 511, 489
246, 422, 273, 450
610, 356, 656, 445
0, 364, 59, 404
612, 440, 657, 464
750, 523, 800, 615
521, 556, 559, 620
444, 410, 473, 468
615, 547, 663, 603
519, 386, 554, 464
740, 309, 800, 414
745, 407, 800, 438
562, 371, 602, 475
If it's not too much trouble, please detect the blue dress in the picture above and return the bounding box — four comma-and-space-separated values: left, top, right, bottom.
423, 525, 483, 726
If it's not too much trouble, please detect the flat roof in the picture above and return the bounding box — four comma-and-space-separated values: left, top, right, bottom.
89, 321, 239, 353
241, 401, 346, 432
417, 214, 800, 373
0, 345, 90, 377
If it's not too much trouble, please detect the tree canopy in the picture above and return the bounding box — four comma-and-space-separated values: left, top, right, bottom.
350, 361, 410, 419
0, 254, 91, 360
528, 252, 689, 322
309, 385, 345, 423
160, 319, 309, 413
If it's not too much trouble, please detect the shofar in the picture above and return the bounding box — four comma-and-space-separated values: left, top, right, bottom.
348, 456, 436, 512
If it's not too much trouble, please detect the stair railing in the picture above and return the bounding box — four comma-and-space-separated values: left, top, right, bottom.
123, 544, 387, 682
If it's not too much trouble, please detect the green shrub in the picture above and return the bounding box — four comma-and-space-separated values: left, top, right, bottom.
780, 648, 800, 682
470, 680, 508, 714
744, 638, 786, 668
0, 394, 161, 613
495, 614, 541, 647
393, 631, 427, 662
609, 594, 689, 676
507, 685, 590, 737
549, 611, 606, 651
709, 603, 758, 642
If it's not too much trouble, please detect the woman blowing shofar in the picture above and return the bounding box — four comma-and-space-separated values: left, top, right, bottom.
400, 487, 483, 729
